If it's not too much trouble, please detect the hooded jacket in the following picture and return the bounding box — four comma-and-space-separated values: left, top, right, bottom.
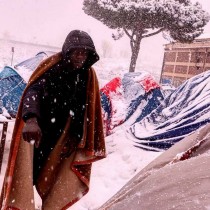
22, 30, 100, 183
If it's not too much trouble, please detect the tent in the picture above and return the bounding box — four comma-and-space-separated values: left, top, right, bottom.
14, 51, 55, 72
100, 72, 164, 136
0, 51, 55, 117
129, 70, 210, 151
99, 123, 210, 209
0, 66, 26, 118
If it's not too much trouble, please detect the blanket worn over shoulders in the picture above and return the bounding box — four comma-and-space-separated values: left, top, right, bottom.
0, 52, 106, 210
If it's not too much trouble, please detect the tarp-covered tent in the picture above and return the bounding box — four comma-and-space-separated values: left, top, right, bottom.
161, 83, 175, 97
0, 52, 55, 117
99, 123, 210, 209
123, 72, 164, 123
14, 51, 55, 73
0, 66, 26, 117
129, 70, 210, 151
100, 72, 164, 136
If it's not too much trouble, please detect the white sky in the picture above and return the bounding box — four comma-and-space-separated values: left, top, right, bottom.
0, 0, 117, 47
0, 0, 209, 47
0, 0, 210, 67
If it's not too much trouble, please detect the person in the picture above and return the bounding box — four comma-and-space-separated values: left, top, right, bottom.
0, 30, 106, 210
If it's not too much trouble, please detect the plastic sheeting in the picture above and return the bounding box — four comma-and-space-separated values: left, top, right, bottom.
100, 72, 164, 136
0, 66, 26, 117
129, 70, 210, 151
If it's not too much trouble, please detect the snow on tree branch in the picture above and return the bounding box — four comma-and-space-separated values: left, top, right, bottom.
83, 0, 210, 72
83, 0, 209, 42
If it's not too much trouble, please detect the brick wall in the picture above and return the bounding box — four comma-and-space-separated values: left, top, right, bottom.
176, 52, 190, 62
164, 51, 176, 62
206, 52, 210, 63
164, 65, 174, 73
188, 66, 203, 75
173, 76, 186, 87
162, 40, 210, 87
190, 52, 206, 63
175, 65, 188, 74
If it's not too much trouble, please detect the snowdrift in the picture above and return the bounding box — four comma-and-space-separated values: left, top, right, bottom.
128, 70, 210, 151
99, 123, 210, 209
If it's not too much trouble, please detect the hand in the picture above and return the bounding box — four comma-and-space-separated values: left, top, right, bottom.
22, 117, 42, 148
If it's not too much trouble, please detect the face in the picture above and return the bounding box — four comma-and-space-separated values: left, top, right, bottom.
68, 49, 89, 69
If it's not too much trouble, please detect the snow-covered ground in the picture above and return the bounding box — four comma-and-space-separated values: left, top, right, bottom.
0, 115, 160, 210
69, 128, 160, 210
0, 50, 162, 210
0, 0, 210, 208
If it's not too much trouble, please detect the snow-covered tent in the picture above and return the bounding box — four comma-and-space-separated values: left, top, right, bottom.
99, 123, 210, 209
14, 51, 55, 72
0, 52, 56, 117
0, 66, 26, 117
128, 70, 210, 151
14, 51, 56, 83
100, 72, 164, 136
160, 83, 175, 97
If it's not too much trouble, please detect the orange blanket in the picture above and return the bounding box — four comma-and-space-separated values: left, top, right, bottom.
0, 52, 106, 210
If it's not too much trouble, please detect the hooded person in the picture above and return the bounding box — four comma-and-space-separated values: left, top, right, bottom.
0, 30, 106, 210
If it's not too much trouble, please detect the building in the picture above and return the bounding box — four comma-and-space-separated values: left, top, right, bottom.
160, 37, 210, 87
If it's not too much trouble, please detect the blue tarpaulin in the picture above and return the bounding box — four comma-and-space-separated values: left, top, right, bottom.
129, 70, 210, 151
0, 66, 26, 117
0, 51, 55, 117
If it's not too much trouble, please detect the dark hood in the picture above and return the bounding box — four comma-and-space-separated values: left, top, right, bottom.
62, 30, 99, 68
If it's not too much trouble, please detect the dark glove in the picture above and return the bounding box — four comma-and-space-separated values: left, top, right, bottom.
22, 117, 42, 148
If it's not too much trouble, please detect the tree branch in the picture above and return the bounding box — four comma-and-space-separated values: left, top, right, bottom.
123, 28, 132, 39
130, 31, 136, 51
142, 28, 164, 38
124, 28, 135, 51
130, 40, 134, 51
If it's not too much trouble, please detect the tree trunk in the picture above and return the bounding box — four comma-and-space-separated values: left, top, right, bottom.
129, 37, 141, 72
